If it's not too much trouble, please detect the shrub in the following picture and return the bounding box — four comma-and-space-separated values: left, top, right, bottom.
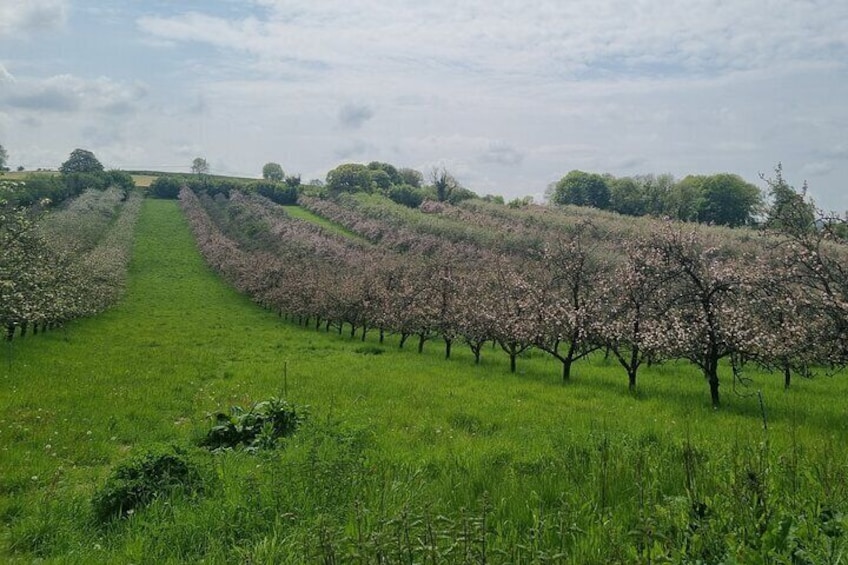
91, 445, 206, 522
106, 170, 135, 194
252, 180, 298, 205
386, 183, 425, 208
149, 176, 182, 199
200, 397, 305, 452
61, 172, 109, 196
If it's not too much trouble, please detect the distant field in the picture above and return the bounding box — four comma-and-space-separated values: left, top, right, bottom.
130, 174, 157, 188
1, 170, 57, 179
2, 198, 847, 562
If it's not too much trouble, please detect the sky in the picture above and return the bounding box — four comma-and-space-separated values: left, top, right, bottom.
1, 0, 846, 211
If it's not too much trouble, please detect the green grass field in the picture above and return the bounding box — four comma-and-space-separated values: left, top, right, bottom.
2, 199, 847, 562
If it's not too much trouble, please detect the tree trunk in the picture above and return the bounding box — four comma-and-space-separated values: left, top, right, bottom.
562, 357, 572, 381
510, 353, 517, 373
20, 322, 27, 338
399, 333, 409, 349
707, 362, 720, 408
350, 324, 356, 338
444, 338, 452, 359
325, 320, 332, 332
467, 340, 482, 364
361, 325, 368, 342
418, 334, 426, 354
315, 317, 322, 330
783, 362, 791, 390
627, 347, 640, 392
379, 328, 385, 344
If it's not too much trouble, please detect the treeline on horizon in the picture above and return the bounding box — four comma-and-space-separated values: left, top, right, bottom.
145, 156, 846, 235
4, 144, 845, 238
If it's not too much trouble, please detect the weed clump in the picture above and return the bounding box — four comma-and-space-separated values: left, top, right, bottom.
92, 445, 205, 523
200, 397, 305, 452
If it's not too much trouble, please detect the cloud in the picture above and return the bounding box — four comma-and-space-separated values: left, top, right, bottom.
0, 0, 67, 38
7, 85, 80, 112
802, 161, 834, 177
82, 125, 125, 147
0, 64, 15, 83
337, 103, 374, 129
334, 139, 376, 159
822, 144, 848, 160
137, 1, 848, 86
1, 74, 147, 115
479, 141, 524, 167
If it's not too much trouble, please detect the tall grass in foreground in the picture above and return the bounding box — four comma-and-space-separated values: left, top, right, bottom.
1, 200, 847, 563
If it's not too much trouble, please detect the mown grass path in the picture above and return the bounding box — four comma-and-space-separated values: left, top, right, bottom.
2, 199, 848, 562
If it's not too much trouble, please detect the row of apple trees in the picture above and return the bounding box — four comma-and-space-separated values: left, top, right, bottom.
1, 180, 141, 341
180, 179, 847, 407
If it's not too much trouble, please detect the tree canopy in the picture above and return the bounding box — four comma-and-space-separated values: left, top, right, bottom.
552, 170, 612, 209
694, 173, 763, 227
262, 162, 284, 181
326, 163, 374, 194
192, 157, 209, 175
0, 144, 8, 172
60, 149, 104, 174
551, 168, 766, 227
324, 162, 476, 207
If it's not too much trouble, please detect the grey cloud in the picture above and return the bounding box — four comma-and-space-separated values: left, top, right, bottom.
338, 103, 374, 129
7, 88, 80, 112
19, 116, 42, 128
82, 125, 124, 147
100, 101, 136, 116
479, 141, 524, 167
802, 161, 833, 177
823, 145, 848, 160
0, 0, 67, 37
611, 156, 649, 171
334, 139, 375, 159
2, 75, 147, 116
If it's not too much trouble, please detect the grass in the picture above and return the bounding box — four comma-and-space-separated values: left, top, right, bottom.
282, 204, 370, 243
1, 199, 847, 562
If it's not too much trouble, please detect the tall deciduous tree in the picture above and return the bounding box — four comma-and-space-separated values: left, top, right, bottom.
695, 173, 763, 227
398, 167, 424, 188
609, 177, 646, 217
552, 170, 611, 210
326, 163, 373, 194
191, 157, 209, 175
60, 149, 104, 174
0, 144, 8, 171
262, 162, 284, 181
